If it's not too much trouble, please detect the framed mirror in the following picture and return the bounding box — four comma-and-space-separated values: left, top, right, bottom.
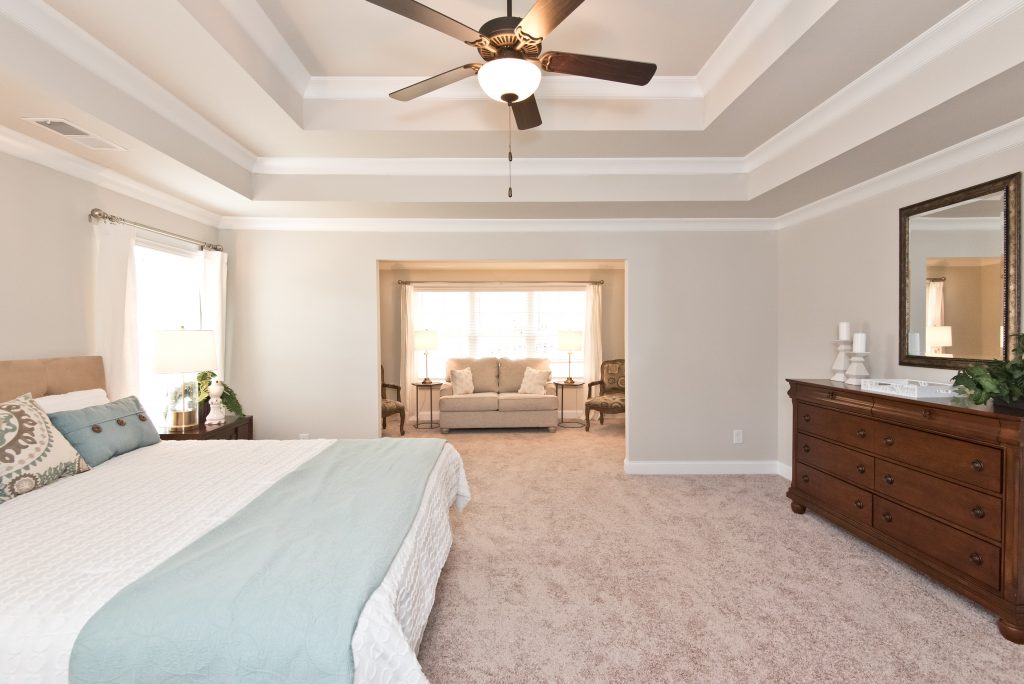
900, 173, 1021, 369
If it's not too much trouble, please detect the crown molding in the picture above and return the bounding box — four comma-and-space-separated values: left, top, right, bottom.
0, 0, 257, 172
0, 126, 219, 226
217, 0, 310, 96
218, 216, 778, 233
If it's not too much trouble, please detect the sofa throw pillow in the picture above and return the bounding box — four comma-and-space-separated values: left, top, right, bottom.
1, 393, 90, 503
518, 366, 551, 395
451, 367, 474, 395
49, 396, 160, 468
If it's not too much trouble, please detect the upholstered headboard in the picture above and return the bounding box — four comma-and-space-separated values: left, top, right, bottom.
0, 356, 106, 401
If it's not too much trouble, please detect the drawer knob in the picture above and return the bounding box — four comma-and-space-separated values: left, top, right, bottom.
802, 444, 811, 453
856, 464, 866, 474
883, 474, 895, 485
882, 512, 893, 523
856, 429, 866, 438
826, 392, 837, 400
922, 408, 932, 418
801, 474, 810, 483
854, 499, 864, 509
971, 459, 985, 472
803, 414, 811, 423
971, 506, 986, 519
969, 552, 983, 566
883, 436, 895, 447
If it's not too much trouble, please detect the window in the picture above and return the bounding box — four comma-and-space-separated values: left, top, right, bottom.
413, 287, 587, 380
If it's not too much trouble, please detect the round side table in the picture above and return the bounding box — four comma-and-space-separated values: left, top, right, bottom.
412, 381, 441, 429
554, 381, 585, 428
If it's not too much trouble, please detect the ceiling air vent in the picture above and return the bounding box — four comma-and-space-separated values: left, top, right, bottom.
24, 118, 125, 151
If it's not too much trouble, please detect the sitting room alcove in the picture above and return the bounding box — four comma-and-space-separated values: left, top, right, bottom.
377, 259, 627, 438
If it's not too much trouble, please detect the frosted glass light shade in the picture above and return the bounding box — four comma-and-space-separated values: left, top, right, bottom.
926, 325, 953, 348
414, 329, 439, 351
558, 330, 583, 352
477, 58, 542, 103
154, 329, 217, 373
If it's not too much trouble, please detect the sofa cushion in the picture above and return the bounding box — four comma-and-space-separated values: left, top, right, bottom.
446, 358, 498, 393
498, 358, 550, 393
439, 392, 498, 412
498, 393, 558, 412
586, 392, 625, 410
518, 367, 551, 394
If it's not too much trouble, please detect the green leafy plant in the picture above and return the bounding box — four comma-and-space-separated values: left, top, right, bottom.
952, 334, 1024, 405
196, 370, 245, 416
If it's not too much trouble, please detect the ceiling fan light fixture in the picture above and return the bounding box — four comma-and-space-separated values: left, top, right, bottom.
477, 58, 541, 103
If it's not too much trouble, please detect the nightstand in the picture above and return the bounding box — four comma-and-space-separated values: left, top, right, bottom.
159, 414, 253, 440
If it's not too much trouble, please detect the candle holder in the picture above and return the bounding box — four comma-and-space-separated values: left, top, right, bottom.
845, 351, 870, 387
830, 339, 852, 383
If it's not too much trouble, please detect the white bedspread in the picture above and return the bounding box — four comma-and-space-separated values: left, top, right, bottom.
0, 438, 469, 683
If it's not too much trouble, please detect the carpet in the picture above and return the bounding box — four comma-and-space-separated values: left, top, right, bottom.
383, 418, 1024, 682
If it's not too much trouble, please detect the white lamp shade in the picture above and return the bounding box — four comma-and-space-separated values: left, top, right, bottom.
414, 329, 439, 351
153, 329, 217, 374
477, 58, 542, 103
926, 325, 953, 348
558, 330, 583, 352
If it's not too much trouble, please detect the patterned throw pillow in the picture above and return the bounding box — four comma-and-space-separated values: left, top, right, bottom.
0, 394, 90, 503
451, 367, 474, 395
518, 366, 551, 395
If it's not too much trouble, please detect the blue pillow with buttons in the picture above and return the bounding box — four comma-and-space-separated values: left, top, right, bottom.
48, 396, 160, 467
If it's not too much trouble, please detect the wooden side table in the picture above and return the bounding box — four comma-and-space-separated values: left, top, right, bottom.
554, 381, 585, 428
160, 414, 254, 440
411, 382, 440, 429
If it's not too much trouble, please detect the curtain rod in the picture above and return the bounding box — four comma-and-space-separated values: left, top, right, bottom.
926, 277, 947, 282
88, 208, 223, 251
398, 279, 603, 285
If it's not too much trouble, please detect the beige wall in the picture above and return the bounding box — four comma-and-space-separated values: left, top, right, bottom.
0, 151, 217, 363
224, 229, 779, 465
777, 145, 1024, 467
378, 265, 626, 416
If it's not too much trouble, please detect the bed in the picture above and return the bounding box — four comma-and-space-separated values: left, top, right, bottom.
0, 356, 470, 683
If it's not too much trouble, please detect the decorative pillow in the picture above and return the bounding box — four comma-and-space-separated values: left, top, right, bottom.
518, 366, 551, 395
48, 396, 160, 468
34, 388, 110, 414
451, 367, 474, 395
1, 394, 90, 503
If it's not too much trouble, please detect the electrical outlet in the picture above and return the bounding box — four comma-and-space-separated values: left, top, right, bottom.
299, 433, 310, 440
732, 429, 744, 444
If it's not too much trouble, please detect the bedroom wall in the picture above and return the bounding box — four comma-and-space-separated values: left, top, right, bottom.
378, 265, 626, 416
223, 229, 779, 469
0, 151, 218, 364
777, 144, 1024, 467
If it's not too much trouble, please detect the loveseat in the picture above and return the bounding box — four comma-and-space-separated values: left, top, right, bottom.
438, 357, 558, 432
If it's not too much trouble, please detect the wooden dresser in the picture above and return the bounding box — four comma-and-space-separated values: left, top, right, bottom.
787, 379, 1024, 642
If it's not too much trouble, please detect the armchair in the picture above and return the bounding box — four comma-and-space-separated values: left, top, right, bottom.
585, 359, 625, 431
381, 366, 405, 435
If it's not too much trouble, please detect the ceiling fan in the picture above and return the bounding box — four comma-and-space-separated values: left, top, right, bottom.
365, 0, 658, 129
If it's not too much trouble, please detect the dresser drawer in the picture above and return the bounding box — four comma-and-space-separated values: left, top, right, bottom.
795, 433, 874, 488
797, 402, 882, 452
874, 461, 1002, 541
870, 423, 1002, 493
790, 383, 873, 416
871, 401, 999, 444
873, 497, 1000, 591
794, 462, 872, 526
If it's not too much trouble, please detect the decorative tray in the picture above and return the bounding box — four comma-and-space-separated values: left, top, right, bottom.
860, 379, 958, 399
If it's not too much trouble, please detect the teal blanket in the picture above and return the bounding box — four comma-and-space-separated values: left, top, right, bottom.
70, 438, 448, 683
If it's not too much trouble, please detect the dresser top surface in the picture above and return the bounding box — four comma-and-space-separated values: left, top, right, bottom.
787, 379, 1011, 417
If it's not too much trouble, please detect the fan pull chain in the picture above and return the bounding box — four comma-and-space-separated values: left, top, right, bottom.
507, 105, 513, 198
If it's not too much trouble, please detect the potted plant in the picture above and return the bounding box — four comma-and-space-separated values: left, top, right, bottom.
952, 334, 1024, 409
196, 370, 245, 419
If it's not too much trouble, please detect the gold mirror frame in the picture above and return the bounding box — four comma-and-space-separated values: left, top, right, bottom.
900, 173, 1021, 370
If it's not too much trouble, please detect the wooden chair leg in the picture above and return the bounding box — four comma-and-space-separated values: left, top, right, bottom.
599, 411, 605, 425
585, 409, 591, 432
382, 416, 387, 430
399, 408, 406, 436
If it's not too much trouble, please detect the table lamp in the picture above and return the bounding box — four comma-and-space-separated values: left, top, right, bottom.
414, 330, 438, 384
926, 325, 953, 356
154, 328, 217, 429
558, 330, 583, 384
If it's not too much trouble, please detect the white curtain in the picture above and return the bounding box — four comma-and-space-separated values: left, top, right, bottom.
92, 223, 138, 400
400, 283, 417, 394
197, 249, 228, 377
584, 283, 603, 383
926, 280, 945, 328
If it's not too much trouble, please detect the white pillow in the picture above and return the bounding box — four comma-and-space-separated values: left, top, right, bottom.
518, 367, 551, 395
451, 367, 474, 395
33, 388, 110, 414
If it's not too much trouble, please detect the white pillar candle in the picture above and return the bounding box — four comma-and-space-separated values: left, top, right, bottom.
908, 332, 920, 355
838, 321, 851, 341
852, 333, 867, 353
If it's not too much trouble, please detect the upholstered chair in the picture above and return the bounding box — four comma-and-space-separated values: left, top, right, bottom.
381, 366, 405, 435
585, 359, 625, 431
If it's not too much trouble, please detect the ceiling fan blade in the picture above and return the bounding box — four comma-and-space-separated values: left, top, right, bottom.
510, 96, 542, 130
540, 51, 657, 86
365, 0, 482, 44
389, 64, 479, 101
517, 0, 586, 40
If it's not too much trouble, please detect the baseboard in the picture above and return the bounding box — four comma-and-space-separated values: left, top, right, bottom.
625, 459, 792, 479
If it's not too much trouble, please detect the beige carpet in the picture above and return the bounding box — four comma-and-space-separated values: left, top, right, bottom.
383, 418, 1024, 682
